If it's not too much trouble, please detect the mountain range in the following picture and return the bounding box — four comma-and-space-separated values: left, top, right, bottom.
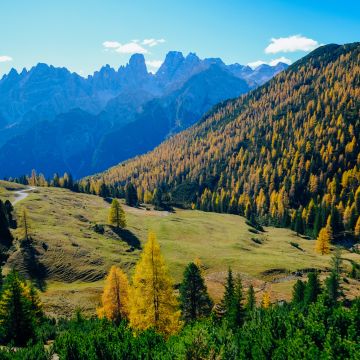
90, 42, 360, 239
0, 52, 287, 178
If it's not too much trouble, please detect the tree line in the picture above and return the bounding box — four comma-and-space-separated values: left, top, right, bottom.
0, 231, 358, 358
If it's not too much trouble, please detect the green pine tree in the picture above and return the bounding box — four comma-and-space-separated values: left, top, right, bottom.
0, 270, 37, 346
292, 279, 306, 306
179, 262, 213, 322
125, 183, 138, 207
304, 272, 321, 305
245, 284, 256, 315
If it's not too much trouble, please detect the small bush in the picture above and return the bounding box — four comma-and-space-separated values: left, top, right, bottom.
290, 241, 302, 251
92, 224, 105, 234
251, 237, 262, 245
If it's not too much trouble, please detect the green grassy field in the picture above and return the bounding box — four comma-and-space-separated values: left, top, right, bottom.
1, 185, 359, 317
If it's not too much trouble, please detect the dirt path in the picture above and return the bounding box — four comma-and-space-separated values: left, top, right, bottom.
12, 186, 36, 205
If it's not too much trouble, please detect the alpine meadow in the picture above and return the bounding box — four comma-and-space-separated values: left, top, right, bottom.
0, 1, 359, 359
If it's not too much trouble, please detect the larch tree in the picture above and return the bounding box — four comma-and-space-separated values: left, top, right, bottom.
97, 265, 130, 323
179, 262, 213, 323
19, 206, 31, 241
315, 217, 333, 255
355, 216, 360, 240
129, 231, 181, 336
108, 199, 126, 229
261, 292, 271, 309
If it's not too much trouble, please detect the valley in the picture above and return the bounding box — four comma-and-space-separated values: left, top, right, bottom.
2, 182, 359, 318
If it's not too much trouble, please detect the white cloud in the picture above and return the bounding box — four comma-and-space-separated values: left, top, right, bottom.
265, 35, 320, 54
142, 38, 165, 47
115, 42, 148, 54
247, 57, 292, 69
146, 60, 163, 73
102, 41, 122, 49
103, 38, 165, 55
0, 55, 13, 62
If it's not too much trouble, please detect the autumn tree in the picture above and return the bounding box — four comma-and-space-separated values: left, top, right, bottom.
315, 217, 333, 255
19, 206, 32, 240
108, 199, 126, 229
97, 265, 130, 323
355, 216, 360, 240
261, 292, 271, 309
179, 262, 213, 323
129, 232, 181, 336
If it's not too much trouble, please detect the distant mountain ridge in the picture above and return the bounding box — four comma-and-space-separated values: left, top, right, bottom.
0, 51, 288, 178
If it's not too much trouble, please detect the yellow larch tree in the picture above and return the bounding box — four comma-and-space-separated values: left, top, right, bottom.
97, 265, 130, 323
129, 231, 181, 336
261, 292, 271, 309
355, 216, 360, 240
19, 206, 32, 240
108, 199, 126, 229
315, 218, 332, 255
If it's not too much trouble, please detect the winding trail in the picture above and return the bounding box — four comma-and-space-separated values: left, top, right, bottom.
12, 186, 36, 205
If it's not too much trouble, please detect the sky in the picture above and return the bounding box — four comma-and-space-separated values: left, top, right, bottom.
0, 0, 359, 76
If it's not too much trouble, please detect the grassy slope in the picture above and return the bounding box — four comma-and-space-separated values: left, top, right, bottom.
0, 180, 27, 202
1, 186, 359, 317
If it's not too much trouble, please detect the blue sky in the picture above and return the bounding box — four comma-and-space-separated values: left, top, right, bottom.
0, 0, 359, 76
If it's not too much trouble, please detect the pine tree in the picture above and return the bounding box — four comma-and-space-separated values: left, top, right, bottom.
108, 199, 126, 228
152, 188, 164, 210
179, 262, 213, 323
245, 284, 256, 314
129, 232, 181, 336
125, 183, 138, 207
219, 269, 244, 326
304, 272, 321, 305
292, 279, 306, 306
221, 268, 235, 313
230, 275, 244, 326
0, 201, 12, 247
325, 249, 343, 304
97, 265, 130, 323
0, 270, 38, 346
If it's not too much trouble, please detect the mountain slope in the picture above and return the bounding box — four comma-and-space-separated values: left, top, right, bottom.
89, 43, 360, 240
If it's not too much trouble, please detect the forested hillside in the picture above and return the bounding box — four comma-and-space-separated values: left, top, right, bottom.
87, 43, 360, 241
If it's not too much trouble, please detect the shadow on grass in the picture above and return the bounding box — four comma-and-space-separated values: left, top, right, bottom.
20, 238, 47, 291
111, 227, 141, 250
